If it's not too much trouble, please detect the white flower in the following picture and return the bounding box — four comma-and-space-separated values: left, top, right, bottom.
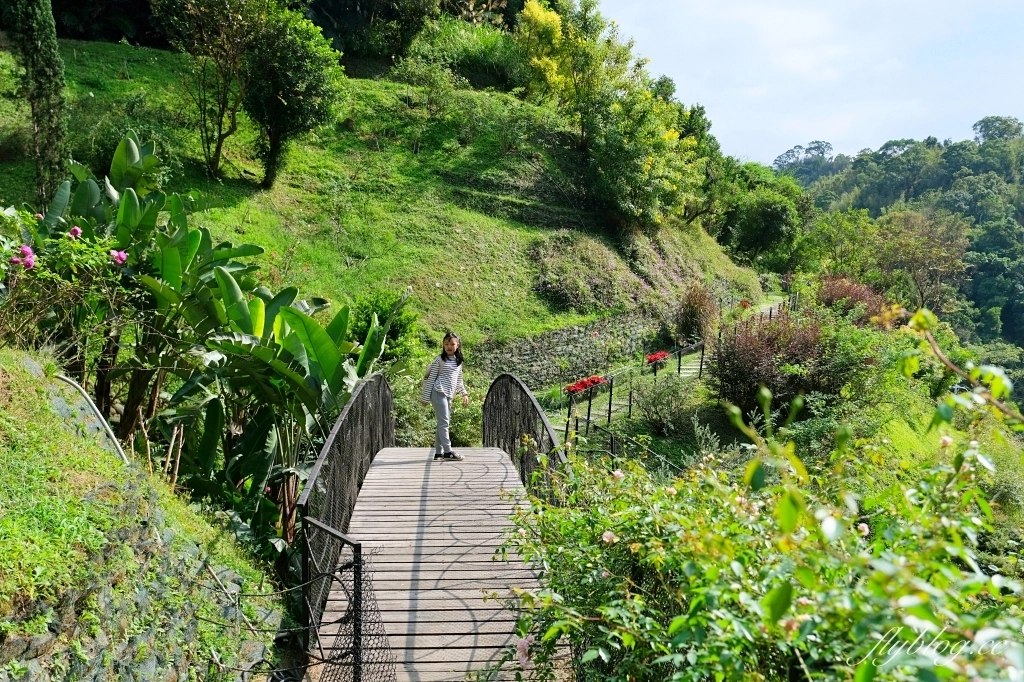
857, 523, 869, 537
612, 469, 625, 481
940, 435, 954, 448
665, 487, 677, 496
602, 530, 617, 544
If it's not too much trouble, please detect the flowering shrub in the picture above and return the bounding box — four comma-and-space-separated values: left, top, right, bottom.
565, 375, 607, 395
817, 276, 887, 326
645, 350, 670, 364
496, 311, 1024, 681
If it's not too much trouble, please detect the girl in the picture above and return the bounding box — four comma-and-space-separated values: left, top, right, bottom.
421, 332, 470, 461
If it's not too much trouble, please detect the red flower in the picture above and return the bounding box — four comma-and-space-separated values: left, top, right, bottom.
739, 300, 751, 308
645, 350, 670, 364
565, 375, 608, 394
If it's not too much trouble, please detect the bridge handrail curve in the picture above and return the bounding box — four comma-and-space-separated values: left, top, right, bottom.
482, 373, 568, 492
296, 372, 395, 679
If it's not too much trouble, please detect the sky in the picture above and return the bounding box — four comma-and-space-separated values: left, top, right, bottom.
600, 0, 1024, 165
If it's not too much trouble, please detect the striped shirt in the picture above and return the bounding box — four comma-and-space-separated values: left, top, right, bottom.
421, 355, 467, 401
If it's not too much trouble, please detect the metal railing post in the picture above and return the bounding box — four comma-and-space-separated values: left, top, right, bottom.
607, 377, 613, 425
354, 543, 363, 682
628, 374, 633, 419
698, 342, 705, 379
585, 389, 593, 435
565, 395, 572, 443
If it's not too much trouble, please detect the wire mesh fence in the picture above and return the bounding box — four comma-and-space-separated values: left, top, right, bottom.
297, 374, 397, 682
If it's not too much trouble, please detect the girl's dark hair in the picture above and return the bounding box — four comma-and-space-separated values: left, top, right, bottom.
440, 331, 464, 366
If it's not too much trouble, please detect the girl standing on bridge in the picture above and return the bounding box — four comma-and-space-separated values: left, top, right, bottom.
421, 331, 470, 461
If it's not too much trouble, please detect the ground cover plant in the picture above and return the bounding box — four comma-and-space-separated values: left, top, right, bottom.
0, 348, 282, 670
498, 310, 1024, 680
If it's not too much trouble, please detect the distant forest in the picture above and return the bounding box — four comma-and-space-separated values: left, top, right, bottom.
775, 116, 1024, 353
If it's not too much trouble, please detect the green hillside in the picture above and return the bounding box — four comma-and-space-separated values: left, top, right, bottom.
0, 39, 759, 347
0, 348, 283, 677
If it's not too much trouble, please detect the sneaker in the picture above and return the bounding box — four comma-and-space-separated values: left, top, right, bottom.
432, 451, 443, 460
440, 451, 464, 461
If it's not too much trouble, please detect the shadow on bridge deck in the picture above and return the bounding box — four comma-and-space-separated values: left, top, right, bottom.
321, 447, 536, 682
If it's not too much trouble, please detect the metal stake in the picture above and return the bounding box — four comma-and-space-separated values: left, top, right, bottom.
607, 376, 614, 424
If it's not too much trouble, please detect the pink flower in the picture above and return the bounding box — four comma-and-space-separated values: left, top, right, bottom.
110, 250, 128, 266
9, 256, 22, 265
602, 530, 617, 544
612, 469, 624, 481
19, 245, 33, 258
796, 597, 812, 607
68, 226, 82, 239
939, 435, 953, 448
34, 213, 43, 221
665, 487, 677, 496
857, 523, 869, 537
516, 635, 535, 669
23, 256, 35, 269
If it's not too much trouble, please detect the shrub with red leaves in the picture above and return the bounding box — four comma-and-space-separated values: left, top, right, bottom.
817, 277, 887, 325
710, 316, 825, 415
645, 350, 670, 364
566, 375, 608, 395
739, 300, 751, 309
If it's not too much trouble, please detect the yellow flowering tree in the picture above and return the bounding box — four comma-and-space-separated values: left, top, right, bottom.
515, 0, 700, 230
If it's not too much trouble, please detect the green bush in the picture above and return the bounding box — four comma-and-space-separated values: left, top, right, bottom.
502, 356, 1024, 681
389, 371, 435, 447
243, 9, 345, 188
407, 17, 528, 90
350, 288, 420, 361
632, 373, 699, 438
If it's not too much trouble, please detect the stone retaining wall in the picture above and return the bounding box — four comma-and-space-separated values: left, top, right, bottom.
474, 311, 664, 390
0, 482, 278, 682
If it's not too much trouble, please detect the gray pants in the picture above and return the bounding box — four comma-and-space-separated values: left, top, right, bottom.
431, 389, 453, 454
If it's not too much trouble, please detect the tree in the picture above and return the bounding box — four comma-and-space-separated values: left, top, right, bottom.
2, 0, 67, 205
973, 116, 1024, 143
152, 0, 272, 175
809, 208, 876, 279
875, 210, 969, 313
306, 0, 439, 58
243, 10, 344, 188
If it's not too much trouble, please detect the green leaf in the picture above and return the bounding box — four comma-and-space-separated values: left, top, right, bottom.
116, 188, 142, 246
214, 266, 253, 335
154, 244, 182, 292
668, 615, 687, 636
198, 399, 224, 477
139, 275, 183, 308
278, 307, 341, 393
355, 314, 383, 378
44, 180, 71, 230
761, 583, 792, 624
776, 489, 801, 534
249, 298, 266, 338
854, 659, 876, 682
908, 308, 938, 332
326, 305, 350, 346
897, 349, 921, 378
580, 649, 599, 663
927, 400, 955, 431
263, 287, 297, 343
70, 179, 101, 220
744, 459, 765, 491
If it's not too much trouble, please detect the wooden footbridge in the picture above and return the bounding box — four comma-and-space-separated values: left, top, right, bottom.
297, 374, 564, 682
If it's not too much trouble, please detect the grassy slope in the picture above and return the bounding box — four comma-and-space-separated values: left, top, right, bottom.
0, 40, 759, 347
0, 349, 279, 637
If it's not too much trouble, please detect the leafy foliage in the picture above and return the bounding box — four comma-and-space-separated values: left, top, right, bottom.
242, 9, 345, 188
307, 0, 440, 58
502, 328, 1024, 680
1, 0, 67, 205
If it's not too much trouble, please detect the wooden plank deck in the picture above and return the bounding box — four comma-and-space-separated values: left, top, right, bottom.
325, 447, 537, 682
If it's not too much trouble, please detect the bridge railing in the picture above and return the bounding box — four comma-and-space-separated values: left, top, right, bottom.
483, 373, 568, 494
296, 373, 396, 681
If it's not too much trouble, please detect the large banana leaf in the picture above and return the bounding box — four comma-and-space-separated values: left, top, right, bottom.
262, 287, 297, 343
213, 266, 253, 334
325, 305, 350, 346
42, 180, 71, 235
198, 398, 224, 477
278, 307, 341, 393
